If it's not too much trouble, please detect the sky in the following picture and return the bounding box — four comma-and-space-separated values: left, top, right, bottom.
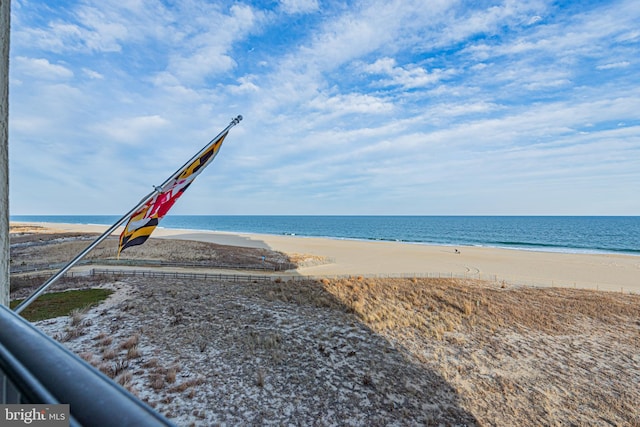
8, 0, 640, 215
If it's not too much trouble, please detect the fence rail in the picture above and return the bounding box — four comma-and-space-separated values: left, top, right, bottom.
90, 268, 274, 282
14, 269, 496, 284
10, 258, 296, 274
11, 267, 635, 295
89, 269, 507, 285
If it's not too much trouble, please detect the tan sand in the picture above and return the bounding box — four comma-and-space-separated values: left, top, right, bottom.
12, 221, 640, 292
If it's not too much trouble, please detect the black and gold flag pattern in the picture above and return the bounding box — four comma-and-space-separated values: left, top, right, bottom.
118, 132, 228, 255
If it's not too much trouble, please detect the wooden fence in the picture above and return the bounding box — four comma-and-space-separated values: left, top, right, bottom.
13, 268, 635, 295
89, 269, 274, 282
10, 258, 296, 275
88, 269, 500, 284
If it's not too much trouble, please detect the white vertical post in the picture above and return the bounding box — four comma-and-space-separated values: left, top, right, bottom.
0, 0, 11, 307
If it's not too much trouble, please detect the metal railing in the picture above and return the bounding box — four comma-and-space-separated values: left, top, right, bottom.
0, 304, 175, 426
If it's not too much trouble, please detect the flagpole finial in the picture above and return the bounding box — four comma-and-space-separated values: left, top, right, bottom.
232, 115, 242, 125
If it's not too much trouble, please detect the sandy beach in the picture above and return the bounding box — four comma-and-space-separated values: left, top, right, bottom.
14, 221, 640, 293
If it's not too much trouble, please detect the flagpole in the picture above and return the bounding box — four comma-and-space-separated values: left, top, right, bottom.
14, 193, 157, 314
155, 115, 242, 191
14, 115, 242, 315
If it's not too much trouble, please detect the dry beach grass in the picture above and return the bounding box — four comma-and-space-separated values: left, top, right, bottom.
10, 225, 640, 426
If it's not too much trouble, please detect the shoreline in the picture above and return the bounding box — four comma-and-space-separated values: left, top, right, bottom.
10, 215, 640, 257
10, 220, 640, 258
10, 221, 640, 293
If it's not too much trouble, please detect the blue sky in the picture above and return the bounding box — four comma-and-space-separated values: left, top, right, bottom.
8, 0, 640, 215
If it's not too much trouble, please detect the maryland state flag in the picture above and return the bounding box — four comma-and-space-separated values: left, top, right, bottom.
118, 131, 230, 256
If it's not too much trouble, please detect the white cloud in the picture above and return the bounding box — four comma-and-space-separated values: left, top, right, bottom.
162, 4, 261, 85
13, 56, 74, 80
362, 57, 455, 89
91, 115, 170, 145
229, 76, 260, 93
307, 93, 394, 115
82, 68, 104, 79
436, 101, 501, 117
431, 0, 548, 48
12, 1, 197, 55
596, 61, 630, 70
279, 0, 319, 15
73, 6, 129, 52
527, 15, 542, 25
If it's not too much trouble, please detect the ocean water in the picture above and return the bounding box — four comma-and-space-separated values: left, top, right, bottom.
10, 215, 640, 256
